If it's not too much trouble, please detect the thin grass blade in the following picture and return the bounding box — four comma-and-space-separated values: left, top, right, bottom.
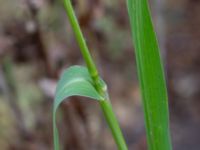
127, 0, 172, 149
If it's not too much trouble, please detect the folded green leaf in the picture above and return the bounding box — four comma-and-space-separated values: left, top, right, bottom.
53, 66, 104, 150
127, 0, 172, 150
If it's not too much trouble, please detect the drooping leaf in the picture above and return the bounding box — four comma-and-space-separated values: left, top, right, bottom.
53, 66, 104, 150
127, 0, 172, 150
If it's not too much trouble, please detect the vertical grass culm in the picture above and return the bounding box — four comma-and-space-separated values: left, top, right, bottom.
53, 0, 128, 150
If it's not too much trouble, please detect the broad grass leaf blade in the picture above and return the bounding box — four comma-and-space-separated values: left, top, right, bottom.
127, 0, 172, 150
53, 66, 103, 150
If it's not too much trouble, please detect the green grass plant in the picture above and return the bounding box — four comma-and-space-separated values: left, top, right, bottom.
53, 0, 172, 149
127, 0, 172, 149
53, 0, 128, 150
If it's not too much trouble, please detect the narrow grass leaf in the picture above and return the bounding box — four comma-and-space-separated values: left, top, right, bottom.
127, 0, 172, 150
53, 66, 104, 150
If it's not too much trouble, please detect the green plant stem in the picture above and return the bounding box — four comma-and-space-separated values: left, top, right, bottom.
63, 0, 99, 86
63, 0, 128, 149
100, 100, 128, 150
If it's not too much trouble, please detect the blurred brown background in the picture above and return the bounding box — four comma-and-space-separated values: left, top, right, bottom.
0, 0, 200, 149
